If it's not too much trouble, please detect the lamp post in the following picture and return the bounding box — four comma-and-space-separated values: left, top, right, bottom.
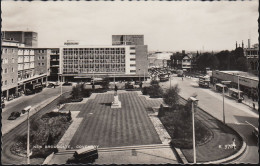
26, 106, 32, 164
189, 97, 199, 164
139, 69, 141, 83
221, 81, 231, 124
237, 74, 240, 100
60, 76, 63, 96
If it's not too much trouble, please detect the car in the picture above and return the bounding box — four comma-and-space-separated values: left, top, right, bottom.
252, 128, 258, 139
25, 89, 34, 95
66, 146, 98, 164
8, 111, 21, 120
62, 82, 72, 86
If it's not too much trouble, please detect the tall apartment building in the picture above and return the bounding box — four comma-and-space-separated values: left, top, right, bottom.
2, 31, 38, 47
59, 35, 148, 82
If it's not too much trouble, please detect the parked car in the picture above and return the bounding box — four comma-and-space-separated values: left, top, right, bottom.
1, 98, 5, 109
63, 82, 72, 86
67, 146, 98, 164
125, 82, 134, 89
252, 127, 259, 139
25, 89, 34, 95
70, 98, 83, 102
8, 111, 21, 120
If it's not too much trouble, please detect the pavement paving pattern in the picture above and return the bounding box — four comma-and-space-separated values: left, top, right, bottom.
61, 92, 163, 149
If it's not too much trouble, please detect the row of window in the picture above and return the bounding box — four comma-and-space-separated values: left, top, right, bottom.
2, 48, 16, 54
63, 60, 125, 64
63, 68, 126, 73
63, 54, 125, 59
2, 79, 14, 86
2, 58, 15, 64
63, 48, 125, 51
2, 68, 15, 74
64, 64, 125, 68
38, 56, 45, 60
38, 63, 45, 66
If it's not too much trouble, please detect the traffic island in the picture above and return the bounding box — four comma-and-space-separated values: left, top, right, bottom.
159, 99, 244, 163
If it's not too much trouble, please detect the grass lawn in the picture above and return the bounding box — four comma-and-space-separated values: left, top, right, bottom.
62, 92, 163, 148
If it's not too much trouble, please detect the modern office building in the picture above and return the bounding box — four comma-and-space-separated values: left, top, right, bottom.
2, 31, 38, 47
59, 35, 148, 81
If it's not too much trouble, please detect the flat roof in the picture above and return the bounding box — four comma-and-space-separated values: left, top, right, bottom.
216, 70, 259, 81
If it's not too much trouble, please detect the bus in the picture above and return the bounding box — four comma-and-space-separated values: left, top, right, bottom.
229, 88, 244, 100
215, 83, 228, 93
198, 76, 210, 88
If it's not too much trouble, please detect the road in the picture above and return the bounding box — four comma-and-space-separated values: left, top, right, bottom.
1, 86, 72, 165
159, 75, 259, 164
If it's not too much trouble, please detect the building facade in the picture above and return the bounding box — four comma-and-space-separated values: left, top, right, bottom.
1, 40, 20, 98
2, 31, 38, 47
49, 48, 60, 81
34, 48, 51, 76
59, 35, 148, 81
244, 43, 258, 75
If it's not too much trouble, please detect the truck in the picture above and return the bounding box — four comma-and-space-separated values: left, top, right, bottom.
198, 75, 210, 88
177, 70, 183, 77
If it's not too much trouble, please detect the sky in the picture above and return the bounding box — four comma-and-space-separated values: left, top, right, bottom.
1, 1, 258, 52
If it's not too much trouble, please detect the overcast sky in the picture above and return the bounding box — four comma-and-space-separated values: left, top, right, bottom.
2, 1, 258, 52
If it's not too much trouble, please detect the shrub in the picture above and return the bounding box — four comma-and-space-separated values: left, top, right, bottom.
67, 111, 72, 121
142, 87, 149, 95
163, 85, 180, 108
150, 80, 159, 86
148, 84, 163, 98
100, 77, 110, 90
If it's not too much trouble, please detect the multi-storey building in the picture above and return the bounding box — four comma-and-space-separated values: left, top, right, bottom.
2, 31, 38, 47
49, 48, 60, 81
1, 37, 48, 100
34, 48, 51, 76
59, 35, 148, 81
112, 35, 148, 78
1, 39, 20, 98
244, 40, 258, 75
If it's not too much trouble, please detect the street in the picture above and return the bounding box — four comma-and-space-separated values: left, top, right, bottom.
159, 75, 259, 164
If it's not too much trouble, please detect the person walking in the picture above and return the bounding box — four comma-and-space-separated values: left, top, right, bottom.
182, 77, 183, 81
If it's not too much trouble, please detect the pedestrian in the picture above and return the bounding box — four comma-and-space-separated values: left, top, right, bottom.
253, 103, 255, 110
182, 77, 183, 81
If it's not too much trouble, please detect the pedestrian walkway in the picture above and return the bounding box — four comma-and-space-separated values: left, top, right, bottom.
56, 111, 83, 151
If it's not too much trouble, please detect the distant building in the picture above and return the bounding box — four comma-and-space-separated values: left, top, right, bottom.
49, 48, 60, 81
244, 40, 258, 75
2, 31, 38, 47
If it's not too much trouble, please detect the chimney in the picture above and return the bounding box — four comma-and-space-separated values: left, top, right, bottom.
242, 40, 244, 49
248, 39, 250, 48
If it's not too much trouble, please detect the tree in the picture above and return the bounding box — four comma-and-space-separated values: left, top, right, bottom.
163, 84, 180, 108
148, 84, 163, 98
100, 77, 110, 89
71, 83, 82, 99
236, 57, 248, 71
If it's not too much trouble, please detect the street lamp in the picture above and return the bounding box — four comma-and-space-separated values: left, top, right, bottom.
139, 69, 141, 83
189, 97, 199, 164
221, 81, 231, 124
24, 106, 32, 164
237, 74, 240, 100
